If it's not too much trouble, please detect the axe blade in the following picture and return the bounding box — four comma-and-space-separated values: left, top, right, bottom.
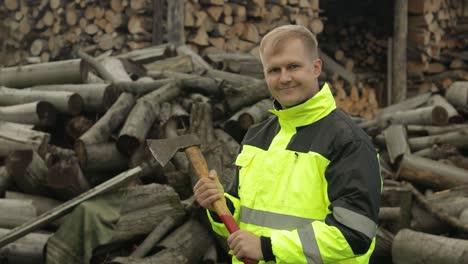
146, 134, 200, 166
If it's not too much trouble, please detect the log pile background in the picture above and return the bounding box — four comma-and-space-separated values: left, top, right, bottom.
0, 0, 467, 263
407, 0, 468, 96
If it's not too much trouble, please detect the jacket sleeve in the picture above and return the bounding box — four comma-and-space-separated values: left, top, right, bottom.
269, 139, 381, 263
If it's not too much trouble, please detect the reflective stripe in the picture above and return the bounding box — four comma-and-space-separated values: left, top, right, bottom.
240, 206, 319, 230
298, 224, 323, 264
333, 207, 376, 239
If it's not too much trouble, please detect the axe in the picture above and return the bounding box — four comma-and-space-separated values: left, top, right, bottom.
147, 134, 257, 264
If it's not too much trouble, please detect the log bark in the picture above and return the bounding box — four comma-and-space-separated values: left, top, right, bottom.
111, 184, 185, 242
397, 154, 468, 190
75, 93, 135, 167
427, 94, 462, 123
413, 144, 459, 159
0, 166, 13, 197
392, 0, 407, 103
223, 81, 270, 113
6, 191, 61, 216
0, 199, 37, 229
144, 55, 193, 73
148, 71, 222, 96
0, 86, 83, 115
167, 0, 185, 46
0, 121, 50, 158
29, 83, 113, 113
445, 81, 468, 108
155, 219, 213, 262
47, 156, 90, 200
379, 105, 448, 127
408, 128, 468, 151
238, 98, 272, 130
319, 49, 357, 84
407, 124, 468, 136
130, 215, 180, 258
0, 228, 51, 264
78, 142, 128, 173
383, 125, 410, 164
392, 229, 468, 264
0, 59, 82, 88
0, 101, 56, 127
117, 44, 175, 64
5, 150, 50, 196
118, 82, 181, 156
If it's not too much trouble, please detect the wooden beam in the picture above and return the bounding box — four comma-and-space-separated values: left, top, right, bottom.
167, 0, 185, 46
392, 0, 408, 103
152, 0, 164, 45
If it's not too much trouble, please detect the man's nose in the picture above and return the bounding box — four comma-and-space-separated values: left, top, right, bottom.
279, 69, 292, 83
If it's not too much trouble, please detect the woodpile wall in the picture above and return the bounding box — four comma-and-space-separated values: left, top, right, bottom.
407, 0, 468, 95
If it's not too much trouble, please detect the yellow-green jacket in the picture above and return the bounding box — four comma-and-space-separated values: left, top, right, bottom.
208, 83, 381, 263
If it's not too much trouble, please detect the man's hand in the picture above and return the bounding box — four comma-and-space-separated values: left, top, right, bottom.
193, 170, 225, 211
228, 230, 263, 261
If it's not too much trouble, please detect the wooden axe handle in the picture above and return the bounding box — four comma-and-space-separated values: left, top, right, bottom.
184, 146, 257, 264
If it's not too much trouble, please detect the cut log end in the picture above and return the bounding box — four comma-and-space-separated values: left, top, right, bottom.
36, 101, 57, 127
117, 135, 140, 157
74, 140, 87, 169
432, 106, 449, 126
69, 94, 84, 116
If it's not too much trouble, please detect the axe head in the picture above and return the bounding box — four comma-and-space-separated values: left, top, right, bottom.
147, 134, 200, 167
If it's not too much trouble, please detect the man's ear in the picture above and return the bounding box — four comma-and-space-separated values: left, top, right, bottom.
313, 58, 322, 77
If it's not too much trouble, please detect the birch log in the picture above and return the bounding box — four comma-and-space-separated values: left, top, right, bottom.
0, 101, 56, 127
393, 229, 468, 264
408, 128, 468, 151
0, 228, 51, 264
118, 82, 181, 156
0, 59, 82, 88
0, 121, 50, 158
0, 199, 37, 228
0, 86, 83, 115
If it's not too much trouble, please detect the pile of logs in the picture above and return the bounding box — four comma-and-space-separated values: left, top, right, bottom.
359, 82, 468, 263
408, 0, 468, 94
0, 0, 323, 66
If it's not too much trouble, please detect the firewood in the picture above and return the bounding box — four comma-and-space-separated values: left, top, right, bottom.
5, 150, 50, 196
397, 154, 468, 190
167, 0, 185, 46
0, 199, 38, 229
154, 219, 214, 262
383, 125, 410, 164
0, 121, 50, 158
379, 106, 448, 127
392, 229, 468, 264
75, 93, 135, 167
28, 83, 112, 113
130, 215, 180, 258
413, 144, 459, 160
0, 86, 83, 115
0, 101, 56, 127
408, 123, 468, 136
0, 167, 13, 197
319, 50, 357, 85
47, 156, 90, 200
0, 228, 51, 264
117, 44, 175, 64
111, 248, 188, 264
6, 191, 61, 216
111, 184, 185, 242
144, 55, 194, 73
148, 71, 222, 96
408, 128, 468, 151
0, 59, 83, 88
118, 82, 181, 156
445, 81, 468, 108
238, 98, 272, 130
427, 94, 462, 123
66, 116, 94, 140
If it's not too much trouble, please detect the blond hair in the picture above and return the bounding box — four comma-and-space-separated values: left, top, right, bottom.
259, 25, 318, 61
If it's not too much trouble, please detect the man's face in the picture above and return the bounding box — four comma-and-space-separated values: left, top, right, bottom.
262, 38, 322, 108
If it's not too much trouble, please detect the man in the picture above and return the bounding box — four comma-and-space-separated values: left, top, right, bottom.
194, 25, 381, 263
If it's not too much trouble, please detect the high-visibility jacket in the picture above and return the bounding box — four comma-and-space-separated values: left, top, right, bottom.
208, 83, 381, 263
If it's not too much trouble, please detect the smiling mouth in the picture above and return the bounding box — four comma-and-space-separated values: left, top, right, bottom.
279, 85, 298, 90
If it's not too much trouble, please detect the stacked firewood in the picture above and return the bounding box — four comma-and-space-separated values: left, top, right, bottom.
0, 0, 323, 66
408, 0, 468, 94
359, 82, 468, 264
184, 0, 322, 55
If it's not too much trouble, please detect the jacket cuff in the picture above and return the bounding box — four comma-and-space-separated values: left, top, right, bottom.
207, 198, 235, 222
260, 236, 274, 262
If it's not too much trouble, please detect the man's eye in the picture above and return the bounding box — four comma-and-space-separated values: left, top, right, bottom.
289, 64, 299, 69
269, 68, 280, 73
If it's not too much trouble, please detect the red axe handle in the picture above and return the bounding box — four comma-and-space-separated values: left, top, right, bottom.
185, 146, 257, 264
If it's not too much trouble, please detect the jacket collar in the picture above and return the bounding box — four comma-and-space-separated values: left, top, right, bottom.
269, 83, 336, 127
